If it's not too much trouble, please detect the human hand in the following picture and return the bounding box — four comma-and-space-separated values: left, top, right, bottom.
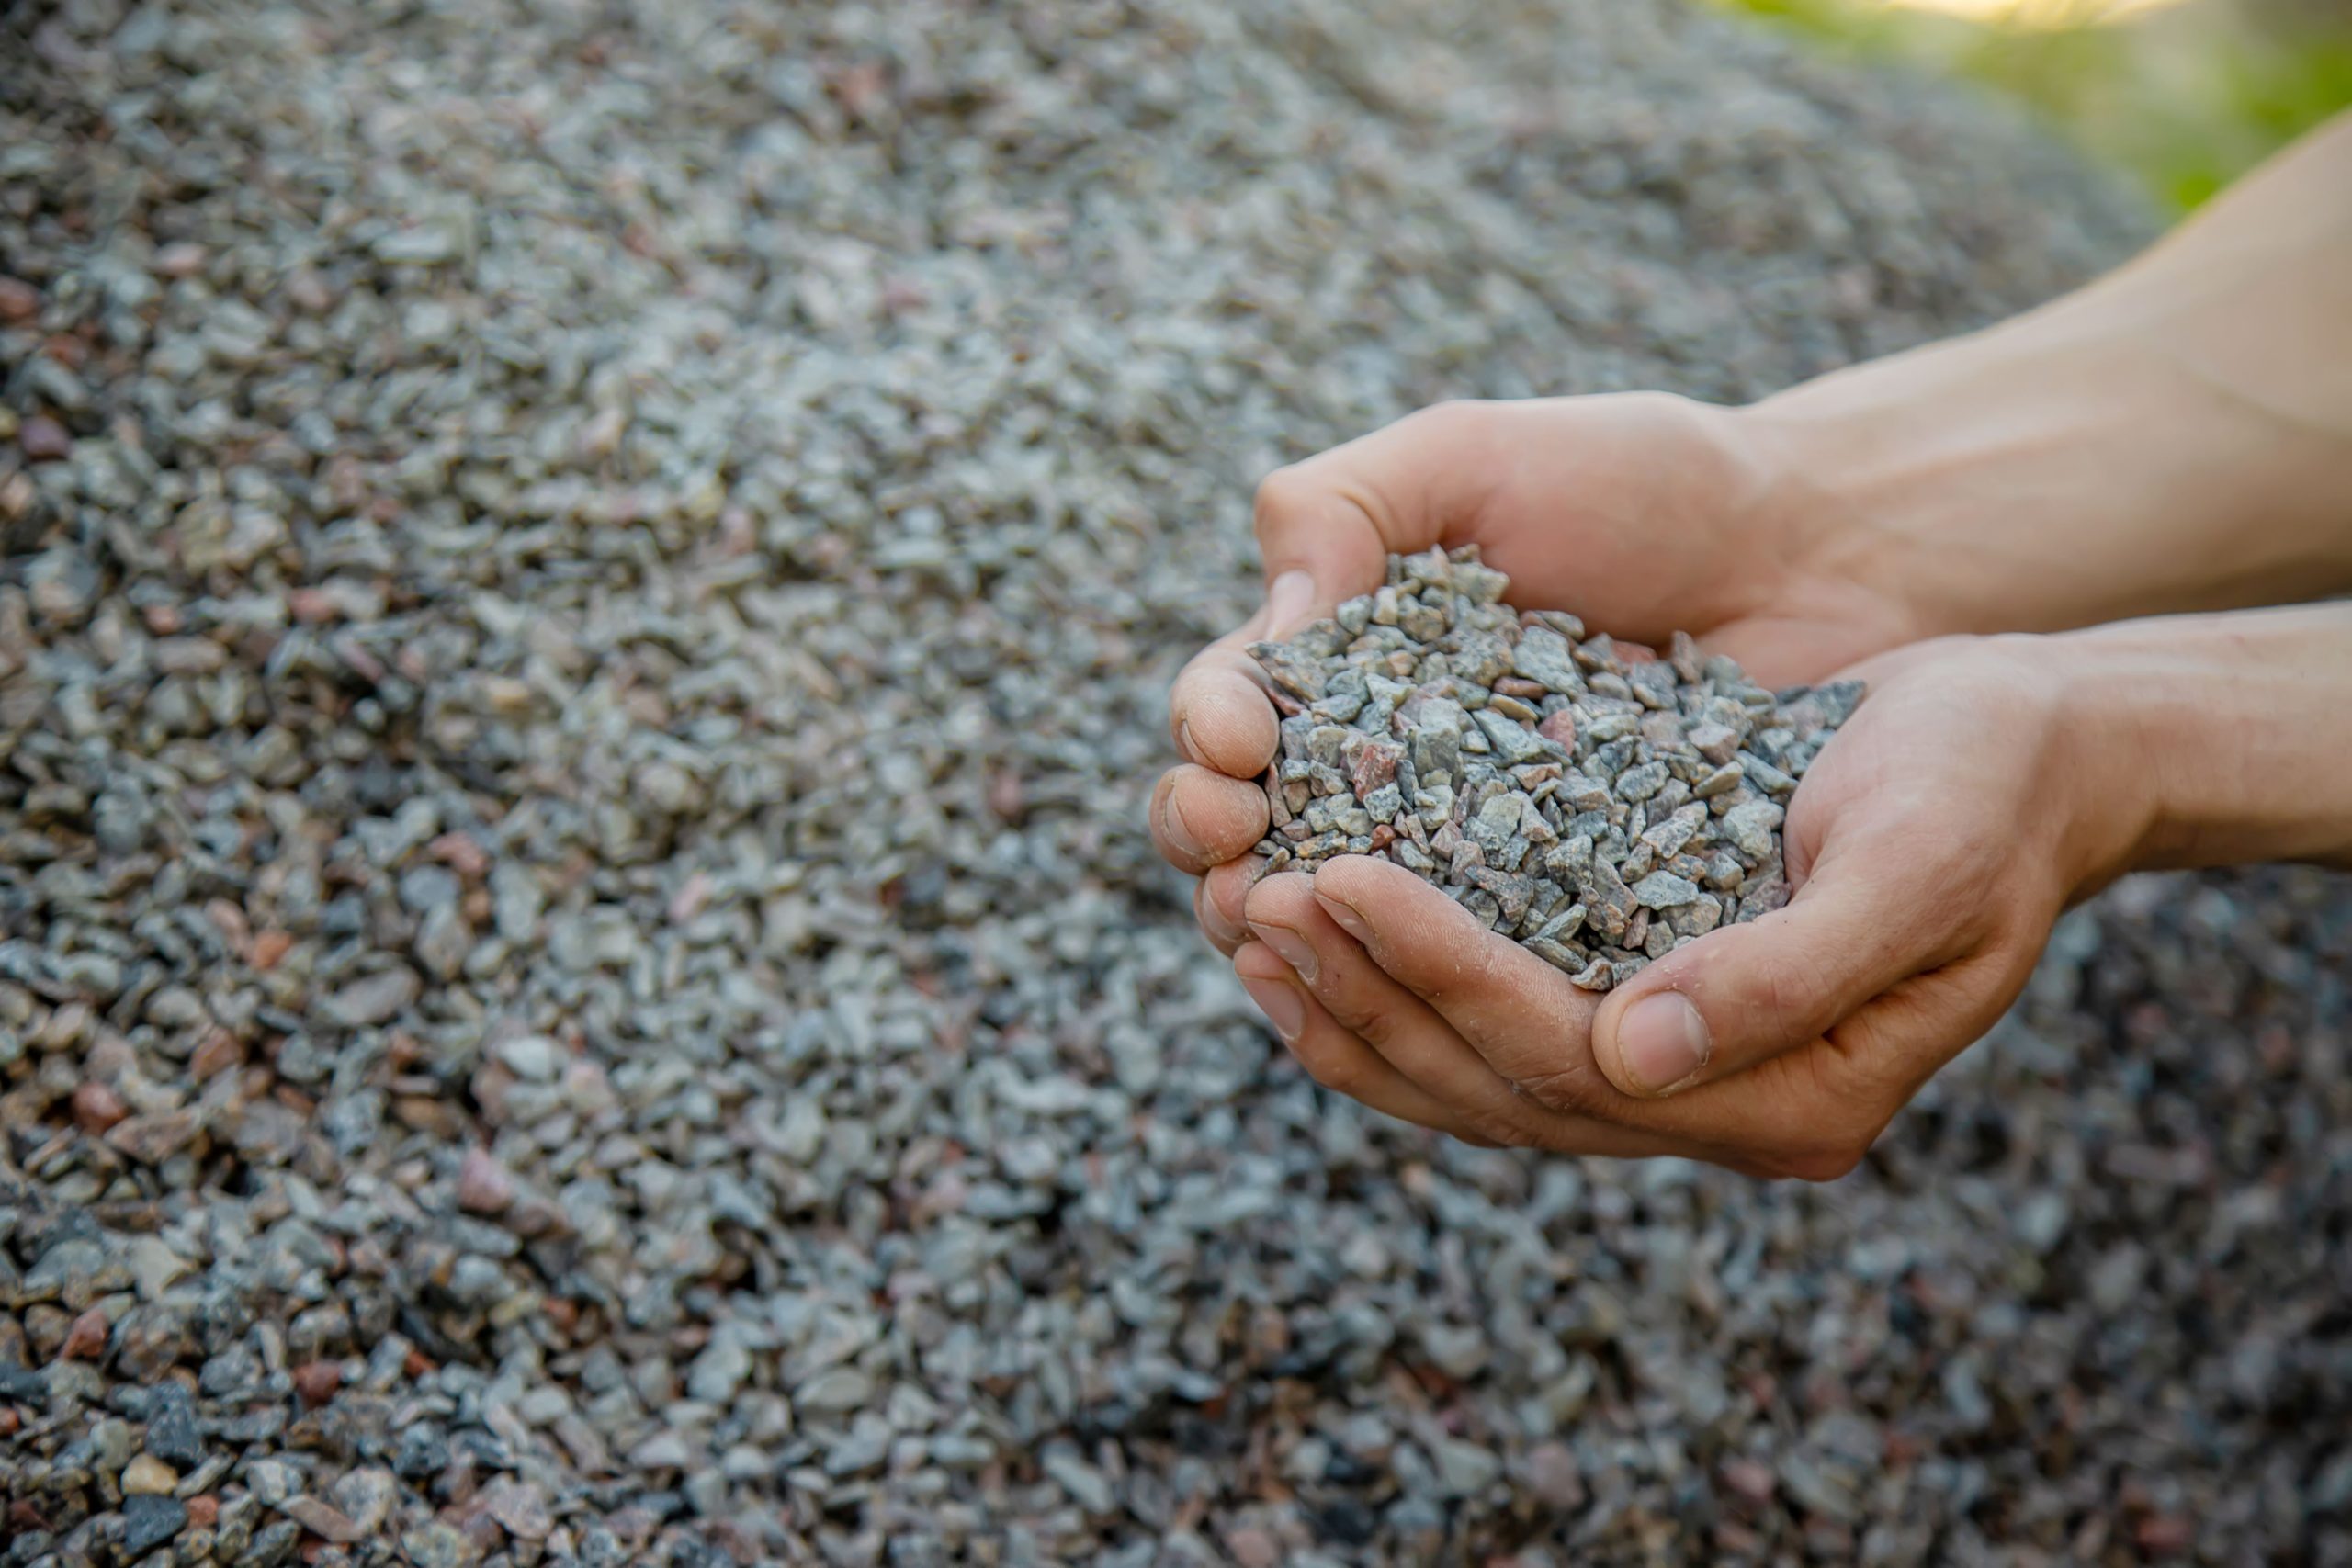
1224, 633, 2146, 1179
1152, 393, 1926, 951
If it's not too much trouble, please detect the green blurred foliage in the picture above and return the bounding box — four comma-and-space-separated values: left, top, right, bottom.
1710, 0, 2352, 210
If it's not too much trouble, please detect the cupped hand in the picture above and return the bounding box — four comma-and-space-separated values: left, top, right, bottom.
1224, 634, 2141, 1179
1153, 394, 1924, 950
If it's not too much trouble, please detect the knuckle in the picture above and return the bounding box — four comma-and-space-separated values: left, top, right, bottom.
1403, 398, 1488, 441
1290, 1037, 1361, 1098
1456, 1103, 1527, 1149
1448, 1114, 1523, 1152
1514, 1058, 1610, 1118
1385, 400, 1493, 475
1323, 984, 1400, 1054
1771, 1141, 1868, 1184
1747, 942, 1835, 1043
1751, 1100, 1883, 1182
1628, 389, 1711, 429
1251, 464, 1320, 536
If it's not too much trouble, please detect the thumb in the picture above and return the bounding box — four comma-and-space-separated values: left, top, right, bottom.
1250, 402, 1504, 635
1590, 856, 1939, 1098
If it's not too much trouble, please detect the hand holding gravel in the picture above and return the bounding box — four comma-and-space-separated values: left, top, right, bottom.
1156, 113, 2352, 1176
1154, 390, 1922, 929
1216, 609, 2352, 1177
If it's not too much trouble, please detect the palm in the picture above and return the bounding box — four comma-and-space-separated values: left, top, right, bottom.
1153, 392, 1926, 960
1271, 394, 1912, 689
1203, 638, 2086, 1180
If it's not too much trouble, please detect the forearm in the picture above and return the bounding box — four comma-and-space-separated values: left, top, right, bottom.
1740, 112, 2352, 640
2060, 604, 2352, 879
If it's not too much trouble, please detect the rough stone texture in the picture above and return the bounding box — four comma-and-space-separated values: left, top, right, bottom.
1247, 547, 1857, 989
3, 0, 2346, 1564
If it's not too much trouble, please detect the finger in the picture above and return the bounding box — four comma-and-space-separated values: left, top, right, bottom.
1232, 941, 1493, 1142
1301, 855, 1867, 1170
1695, 604, 1930, 694
1303, 855, 1650, 1121
1193, 401, 1514, 776
1149, 764, 1271, 875
1199, 856, 1260, 949
1589, 844, 1965, 1099
1253, 402, 1506, 610
1652, 940, 2034, 1181
1699, 621, 1876, 695
1193, 877, 1244, 957
1245, 870, 1673, 1157
1167, 763, 1272, 865
1168, 629, 1283, 778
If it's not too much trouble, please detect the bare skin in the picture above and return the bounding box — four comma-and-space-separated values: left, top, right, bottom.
1152, 112, 2352, 1179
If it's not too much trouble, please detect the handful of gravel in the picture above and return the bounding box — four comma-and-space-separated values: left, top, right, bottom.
1249, 547, 1862, 990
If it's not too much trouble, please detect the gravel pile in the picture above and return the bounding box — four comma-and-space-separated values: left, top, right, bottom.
1249, 547, 1860, 989
4, 0, 2346, 1564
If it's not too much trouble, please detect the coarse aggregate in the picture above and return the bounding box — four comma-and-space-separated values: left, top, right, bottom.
4, 0, 2349, 1564
1247, 547, 1861, 990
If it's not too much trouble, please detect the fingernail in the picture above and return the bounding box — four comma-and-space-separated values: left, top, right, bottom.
1178, 718, 1201, 765
1249, 922, 1318, 982
1160, 792, 1206, 860
1265, 570, 1314, 635
1617, 992, 1712, 1095
1315, 893, 1372, 944
1199, 888, 1244, 946
1240, 976, 1305, 1043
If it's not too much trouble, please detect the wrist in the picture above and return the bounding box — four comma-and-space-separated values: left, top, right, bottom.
1736, 325, 2137, 642
2042, 606, 2352, 877
1951, 631, 2167, 904
1736, 309, 2352, 642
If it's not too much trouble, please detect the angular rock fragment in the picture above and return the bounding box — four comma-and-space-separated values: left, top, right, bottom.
1722, 799, 1786, 863
1630, 871, 1703, 909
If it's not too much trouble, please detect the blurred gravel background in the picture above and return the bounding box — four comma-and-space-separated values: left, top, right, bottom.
3, 1, 2348, 1564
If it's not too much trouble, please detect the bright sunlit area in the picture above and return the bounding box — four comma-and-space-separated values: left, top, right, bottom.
1888, 0, 2187, 22
1713, 0, 2352, 209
